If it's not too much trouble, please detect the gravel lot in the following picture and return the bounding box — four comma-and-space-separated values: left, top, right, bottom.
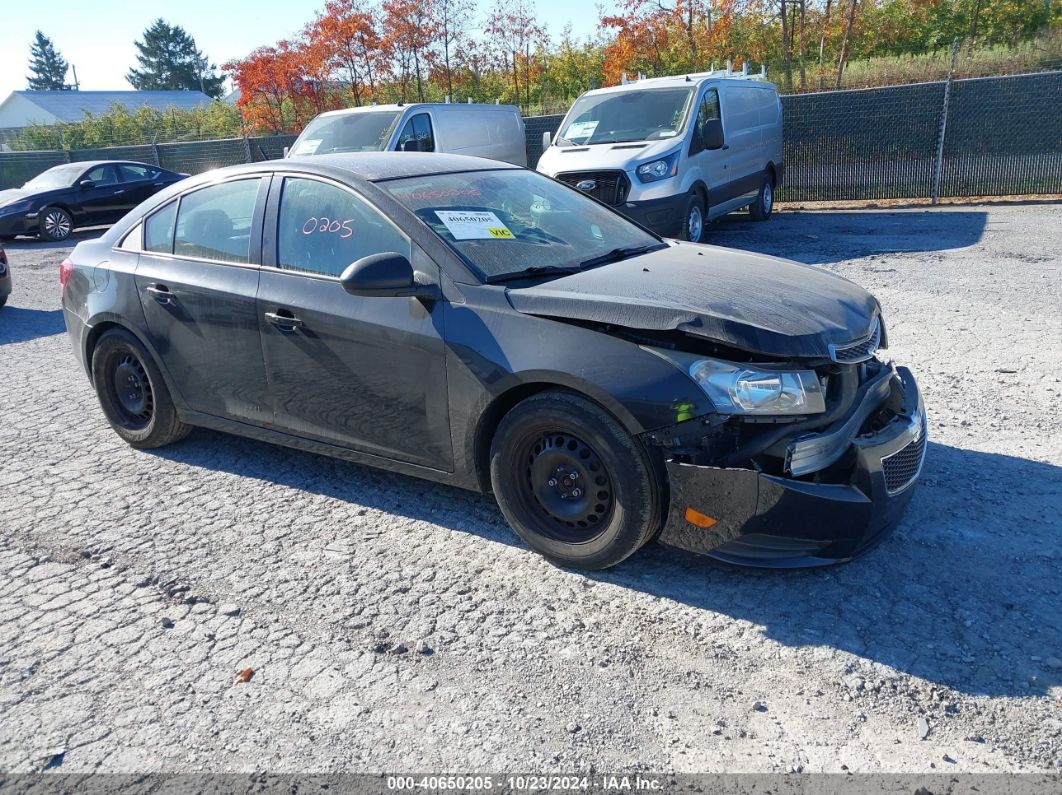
0, 204, 1059, 775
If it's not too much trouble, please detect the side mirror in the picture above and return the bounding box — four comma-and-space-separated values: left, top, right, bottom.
541, 130, 552, 150
282, 146, 290, 158
401, 138, 420, 152
702, 118, 725, 151
340, 252, 439, 299
78, 179, 95, 190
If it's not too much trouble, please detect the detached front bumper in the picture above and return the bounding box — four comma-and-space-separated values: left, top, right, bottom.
657, 366, 926, 567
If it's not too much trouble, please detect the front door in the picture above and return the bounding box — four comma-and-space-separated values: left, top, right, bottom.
256, 175, 451, 470
133, 176, 272, 424
688, 88, 729, 215
78, 164, 128, 225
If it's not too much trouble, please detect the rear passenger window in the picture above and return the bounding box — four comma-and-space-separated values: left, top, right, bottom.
119, 164, 159, 182
173, 179, 261, 263
277, 177, 409, 278
144, 201, 177, 254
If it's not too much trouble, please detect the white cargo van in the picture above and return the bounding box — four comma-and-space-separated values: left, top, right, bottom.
287, 103, 527, 166
536, 68, 783, 241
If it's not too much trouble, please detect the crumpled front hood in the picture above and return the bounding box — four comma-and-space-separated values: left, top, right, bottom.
506, 242, 881, 359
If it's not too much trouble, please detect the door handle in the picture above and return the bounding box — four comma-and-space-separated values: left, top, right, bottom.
145, 284, 174, 304
265, 310, 303, 330
114, 189, 125, 195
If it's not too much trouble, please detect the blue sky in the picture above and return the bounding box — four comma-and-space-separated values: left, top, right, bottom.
2, 0, 611, 98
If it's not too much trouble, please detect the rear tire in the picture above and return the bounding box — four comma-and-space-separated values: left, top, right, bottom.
681, 192, 706, 242
490, 391, 662, 570
91, 328, 191, 449
749, 172, 774, 221
39, 206, 73, 242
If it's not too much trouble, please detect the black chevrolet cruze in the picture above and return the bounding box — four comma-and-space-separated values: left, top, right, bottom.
61, 153, 925, 570
0, 160, 185, 242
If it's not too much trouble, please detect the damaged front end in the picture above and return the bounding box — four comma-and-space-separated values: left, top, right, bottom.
641, 356, 926, 567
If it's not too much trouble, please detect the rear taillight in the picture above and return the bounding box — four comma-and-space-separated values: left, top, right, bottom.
59, 258, 73, 289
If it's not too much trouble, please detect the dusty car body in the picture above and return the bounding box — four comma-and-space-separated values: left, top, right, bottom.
60, 153, 925, 569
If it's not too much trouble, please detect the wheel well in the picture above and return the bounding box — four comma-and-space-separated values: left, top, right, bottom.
691, 182, 708, 204
84, 321, 124, 366
473, 382, 644, 493
765, 163, 777, 186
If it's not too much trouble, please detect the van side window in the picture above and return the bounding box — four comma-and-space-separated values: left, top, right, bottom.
397, 114, 435, 152
691, 89, 721, 155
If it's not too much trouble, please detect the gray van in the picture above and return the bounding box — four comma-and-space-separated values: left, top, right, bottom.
288, 103, 527, 166
536, 68, 783, 241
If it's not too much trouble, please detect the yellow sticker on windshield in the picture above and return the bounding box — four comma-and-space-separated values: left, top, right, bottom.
488, 227, 515, 239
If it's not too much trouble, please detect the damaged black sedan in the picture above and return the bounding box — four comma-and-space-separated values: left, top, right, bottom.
61, 153, 925, 570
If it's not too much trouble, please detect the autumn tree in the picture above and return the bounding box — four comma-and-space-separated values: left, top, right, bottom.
309, 0, 388, 105
27, 31, 69, 91
382, 0, 439, 102
436, 0, 474, 100
486, 0, 548, 107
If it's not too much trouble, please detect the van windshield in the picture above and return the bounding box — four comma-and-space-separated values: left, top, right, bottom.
557, 88, 695, 146
289, 111, 400, 155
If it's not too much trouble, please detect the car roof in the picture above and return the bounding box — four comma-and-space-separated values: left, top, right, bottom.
46, 160, 158, 171
282, 152, 522, 181
579, 75, 777, 98
312, 103, 521, 118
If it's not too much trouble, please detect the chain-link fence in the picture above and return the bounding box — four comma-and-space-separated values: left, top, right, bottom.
1, 71, 1059, 200
0, 134, 298, 191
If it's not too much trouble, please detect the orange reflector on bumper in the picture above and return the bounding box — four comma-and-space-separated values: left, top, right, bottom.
684, 508, 718, 529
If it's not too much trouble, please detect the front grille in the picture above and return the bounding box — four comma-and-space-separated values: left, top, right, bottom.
556, 170, 630, 206
831, 317, 881, 363
881, 414, 927, 494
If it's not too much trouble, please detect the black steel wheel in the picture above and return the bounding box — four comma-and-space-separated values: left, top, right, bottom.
490, 390, 662, 570
91, 328, 192, 448
39, 206, 73, 241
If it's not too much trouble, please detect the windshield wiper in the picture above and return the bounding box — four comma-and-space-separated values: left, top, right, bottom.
485, 265, 583, 284
577, 244, 662, 269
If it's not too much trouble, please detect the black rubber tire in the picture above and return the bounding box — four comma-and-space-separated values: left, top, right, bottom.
38, 206, 73, 242
749, 172, 775, 221
680, 192, 706, 242
490, 390, 663, 570
0, 295, 7, 308
91, 328, 191, 449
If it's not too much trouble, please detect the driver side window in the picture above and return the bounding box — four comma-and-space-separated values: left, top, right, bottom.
396, 114, 435, 152
84, 165, 119, 187
691, 89, 721, 155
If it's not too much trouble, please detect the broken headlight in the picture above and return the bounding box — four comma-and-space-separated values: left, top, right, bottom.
688, 359, 826, 415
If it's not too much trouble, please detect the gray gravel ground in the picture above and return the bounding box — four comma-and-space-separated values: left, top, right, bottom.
0, 205, 1059, 774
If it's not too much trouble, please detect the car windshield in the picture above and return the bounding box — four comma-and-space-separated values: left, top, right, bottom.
557, 87, 695, 146
289, 111, 400, 155
384, 169, 664, 282
23, 164, 85, 190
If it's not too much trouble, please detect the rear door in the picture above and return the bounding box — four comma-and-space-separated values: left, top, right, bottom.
255, 174, 452, 469
118, 163, 165, 208
133, 176, 272, 424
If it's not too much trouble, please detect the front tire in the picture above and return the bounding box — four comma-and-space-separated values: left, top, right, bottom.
39, 206, 73, 242
681, 192, 706, 242
91, 328, 191, 448
749, 172, 774, 221
490, 391, 662, 570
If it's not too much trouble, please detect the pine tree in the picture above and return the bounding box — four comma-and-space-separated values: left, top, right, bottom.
126, 19, 225, 98
27, 31, 69, 90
